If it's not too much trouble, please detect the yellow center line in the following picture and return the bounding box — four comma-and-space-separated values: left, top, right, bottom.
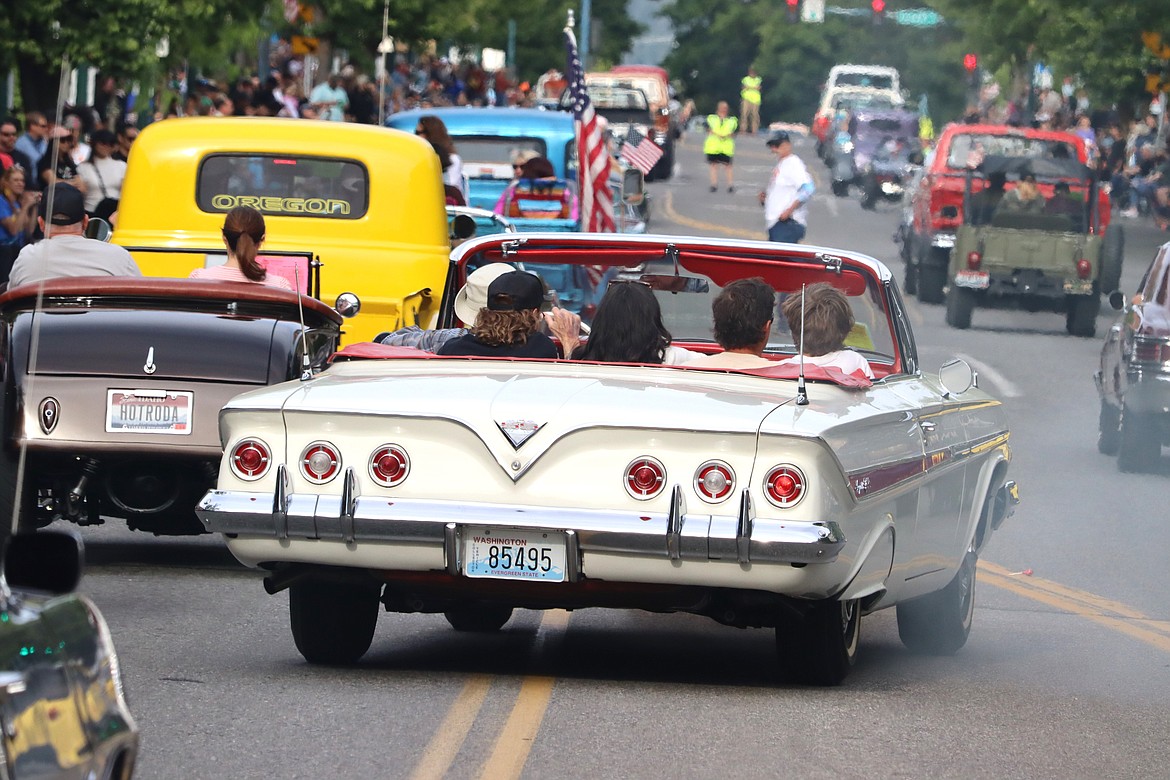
659, 190, 760, 240
978, 567, 1170, 653
478, 609, 571, 780
409, 673, 493, 780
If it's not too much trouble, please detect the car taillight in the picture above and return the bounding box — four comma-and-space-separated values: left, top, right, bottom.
1131, 336, 1170, 364
625, 457, 665, 500
369, 444, 410, 487
230, 438, 271, 481
764, 465, 806, 508
966, 251, 982, 270
1076, 259, 1093, 279
300, 441, 341, 484
695, 461, 735, 503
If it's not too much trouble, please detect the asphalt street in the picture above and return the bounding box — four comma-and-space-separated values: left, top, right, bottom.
74, 131, 1170, 779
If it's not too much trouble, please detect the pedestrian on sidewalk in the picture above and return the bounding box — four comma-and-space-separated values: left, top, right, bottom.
740, 67, 762, 135
704, 101, 737, 193
760, 131, 814, 243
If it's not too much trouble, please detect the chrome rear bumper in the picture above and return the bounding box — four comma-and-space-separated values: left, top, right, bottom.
196, 466, 845, 578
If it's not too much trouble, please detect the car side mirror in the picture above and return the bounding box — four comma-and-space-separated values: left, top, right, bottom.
4, 530, 83, 595
85, 217, 112, 242
1108, 290, 1126, 311
334, 292, 361, 318
939, 358, 976, 396
622, 167, 645, 204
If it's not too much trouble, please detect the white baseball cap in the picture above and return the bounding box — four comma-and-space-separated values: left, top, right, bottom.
453, 263, 515, 325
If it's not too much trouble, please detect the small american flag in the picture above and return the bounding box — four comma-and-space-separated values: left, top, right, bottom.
619, 127, 664, 175
564, 28, 615, 233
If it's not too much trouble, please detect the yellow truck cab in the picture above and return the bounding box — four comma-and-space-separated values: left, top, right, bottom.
114, 117, 450, 343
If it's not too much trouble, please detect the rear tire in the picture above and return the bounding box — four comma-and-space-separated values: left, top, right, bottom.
917, 261, 947, 304
1118, 408, 1161, 473
945, 285, 976, 329
902, 253, 919, 296
443, 606, 514, 632
776, 599, 860, 686
831, 180, 849, 198
897, 552, 976, 655
1065, 292, 1100, 338
860, 176, 878, 210
1097, 400, 1121, 456
289, 578, 382, 665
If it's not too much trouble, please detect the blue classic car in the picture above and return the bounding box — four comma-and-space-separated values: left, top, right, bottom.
386, 107, 578, 231
386, 107, 645, 235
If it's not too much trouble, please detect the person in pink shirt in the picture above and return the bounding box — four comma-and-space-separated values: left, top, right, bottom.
189, 206, 292, 290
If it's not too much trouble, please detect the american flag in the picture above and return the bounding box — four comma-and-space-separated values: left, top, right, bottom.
619, 127, 664, 175
564, 28, 615, 233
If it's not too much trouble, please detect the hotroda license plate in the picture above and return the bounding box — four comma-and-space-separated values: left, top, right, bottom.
462, 527, 567, 582
105, 390, 193, 435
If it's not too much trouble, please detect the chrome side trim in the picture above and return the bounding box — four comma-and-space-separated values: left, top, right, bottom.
198, 490, 846, 565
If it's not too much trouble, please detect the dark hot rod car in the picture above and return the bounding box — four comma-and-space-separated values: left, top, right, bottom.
1, 271, 347, 535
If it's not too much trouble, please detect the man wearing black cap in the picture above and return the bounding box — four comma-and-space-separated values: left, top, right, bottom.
759, 131, 814, 243
437, 270, 564, 358
8, 183, 141, 288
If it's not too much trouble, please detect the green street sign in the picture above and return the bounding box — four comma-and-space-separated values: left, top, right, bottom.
893, 8, 942, 27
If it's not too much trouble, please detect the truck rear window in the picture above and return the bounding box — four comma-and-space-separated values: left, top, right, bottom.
946, 134, 1080, 169
196, 154, 368, 219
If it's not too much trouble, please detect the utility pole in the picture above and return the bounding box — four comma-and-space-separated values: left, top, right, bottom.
580, 0, 592, 70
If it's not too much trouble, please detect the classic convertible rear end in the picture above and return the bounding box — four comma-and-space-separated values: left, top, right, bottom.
197, 234, 1017, 684
2, 277, 344, 535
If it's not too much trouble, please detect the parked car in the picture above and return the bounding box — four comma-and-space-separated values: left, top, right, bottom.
197, 232, 1018, 686
0, 530, 138, 778
905, 123, 1108, 304
1095, 241, 1170, 471
115, 117, 449, 344
0, 273, 348, 535
945, 154, 1123, 337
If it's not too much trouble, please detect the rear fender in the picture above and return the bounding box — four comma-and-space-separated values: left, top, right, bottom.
838, 517, 895, 605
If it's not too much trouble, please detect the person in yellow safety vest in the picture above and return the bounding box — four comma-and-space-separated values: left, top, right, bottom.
704, 101, 738, 193
740, 67, 762, 135
918, 114, 935, 150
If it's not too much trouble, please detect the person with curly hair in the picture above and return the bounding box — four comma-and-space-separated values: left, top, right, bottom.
777, 282, 874, 378
437, 270, 575, 358
571, 280, 698, 364
416, 115, 467, 203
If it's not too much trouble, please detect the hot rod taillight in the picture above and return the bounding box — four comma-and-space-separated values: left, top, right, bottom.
764, 464, 806, 508
1131, 335, 1170, 365
230, 438, 271, 481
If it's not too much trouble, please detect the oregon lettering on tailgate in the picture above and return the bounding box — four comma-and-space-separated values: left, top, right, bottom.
210, 194, 351, 216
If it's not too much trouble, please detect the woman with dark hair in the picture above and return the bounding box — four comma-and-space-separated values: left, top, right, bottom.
438, 270, 576, 358
416, 115, 467, 203
571, 281, 699, 364
188, 205, 292, 290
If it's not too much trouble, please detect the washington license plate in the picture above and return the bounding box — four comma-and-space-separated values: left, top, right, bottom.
105, 390, 193, 434
462, 527, 567, 582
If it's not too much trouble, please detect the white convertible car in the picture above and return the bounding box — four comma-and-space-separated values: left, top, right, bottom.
197, 233, 1018, 685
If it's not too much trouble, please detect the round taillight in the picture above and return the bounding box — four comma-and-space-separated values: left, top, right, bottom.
625, 457, 666, 500
370, 444, 410, 487
1076, 258, 1092, 279
966, 251, 982, 270
300, 441, 341, 484
230, 438, 271, 481
764, 464, 806, 508
695, 460, 735, 503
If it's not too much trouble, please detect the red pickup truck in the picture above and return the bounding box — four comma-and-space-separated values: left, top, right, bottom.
905, 123, 1109, 303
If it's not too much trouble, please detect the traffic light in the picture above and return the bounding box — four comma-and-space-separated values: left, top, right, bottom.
963, 53, 978, 73
871, 0, 885, 24
786, 0, 799, 22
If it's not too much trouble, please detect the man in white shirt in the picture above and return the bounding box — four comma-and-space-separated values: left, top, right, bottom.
759, 131, 815, 243
8, 183, 141, 288
683, 278, 776, 369
310, 74, 349, 122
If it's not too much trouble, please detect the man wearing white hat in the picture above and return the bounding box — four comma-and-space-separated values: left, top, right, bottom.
374, 263, 581, 356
